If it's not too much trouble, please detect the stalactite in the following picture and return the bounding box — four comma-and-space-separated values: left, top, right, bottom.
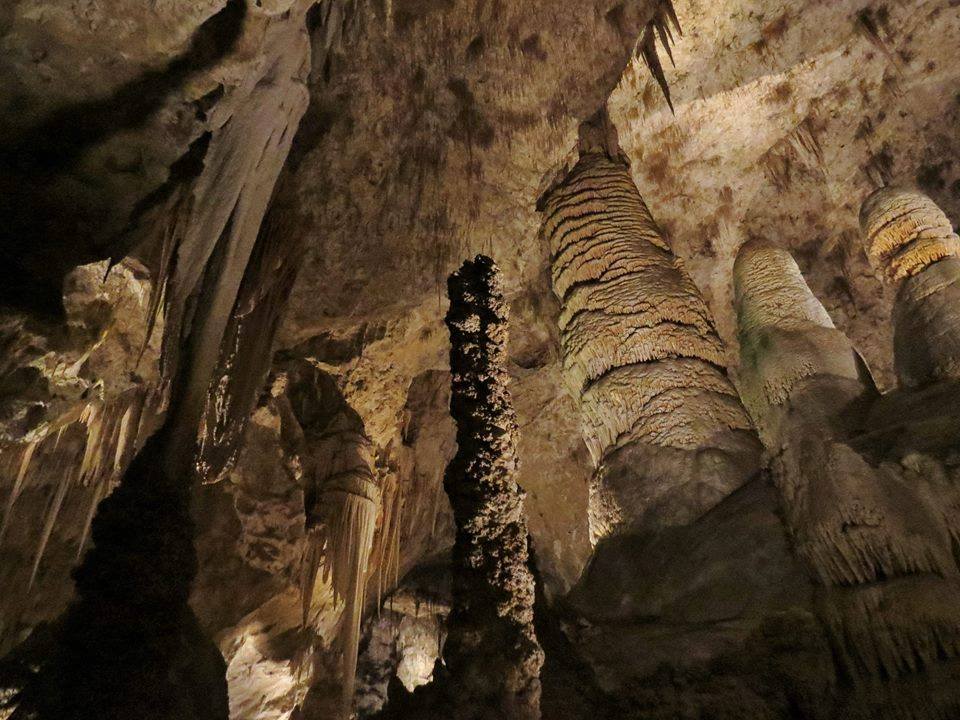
540, 125, 758, 543
10, 428, 229, 720
859, 186, 960, 389
637, 1, 682, 112
0, 385, 158, 645
442, 255, 543, 720
286, 365, 383, 720
734, 239, 960, 701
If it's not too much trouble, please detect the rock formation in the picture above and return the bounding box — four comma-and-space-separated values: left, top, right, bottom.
539, 118, 760, 542
859, 187, 960, 389
5, 1, 960, 719
735, 239, 960, 717
441, 256, 543, 720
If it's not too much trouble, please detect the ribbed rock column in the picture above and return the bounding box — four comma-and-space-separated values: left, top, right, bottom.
442, 255, 543, 720
860, 187, 960, 389
734, 240, 960, 703
540, 146, 759, 543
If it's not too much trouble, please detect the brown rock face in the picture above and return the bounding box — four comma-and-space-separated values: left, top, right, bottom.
735, 239, 960, 718
441, 256, 543, 720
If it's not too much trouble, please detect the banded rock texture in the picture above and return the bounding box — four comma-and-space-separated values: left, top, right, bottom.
734, 240, 960, 716
860, 187, 960, 389
442, 256, 543, 720
540, 143, 759, 542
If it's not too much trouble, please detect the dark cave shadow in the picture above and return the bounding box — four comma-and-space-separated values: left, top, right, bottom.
0, 0, 247, 317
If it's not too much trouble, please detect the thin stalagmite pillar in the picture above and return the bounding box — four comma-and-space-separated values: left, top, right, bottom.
860, 187, 960, 389
734, 240, 960, 701
538, 119, 760, 543
442, 255, 543, 720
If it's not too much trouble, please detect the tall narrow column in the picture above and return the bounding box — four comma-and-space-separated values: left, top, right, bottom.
860, 187, 960, 389
539, 130, 759, 543
442, 255, 543, 720
734, 240, 960, 700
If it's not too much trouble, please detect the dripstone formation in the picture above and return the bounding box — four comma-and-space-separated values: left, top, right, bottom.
6, 2, 960, 719
860, 187, 960, 389
540, 122, 760, 543
441, 256, 543, 720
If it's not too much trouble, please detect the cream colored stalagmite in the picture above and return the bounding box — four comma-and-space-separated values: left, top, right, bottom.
301, 409, 380, 719
860, 187, 960, 389
734, 240, 960, 710
539, 114, 760, 544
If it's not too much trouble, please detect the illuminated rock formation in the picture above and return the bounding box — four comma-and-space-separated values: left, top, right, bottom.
540, 124, 759, 543
300, 383, 380, 720
860, 187, 960, 389
734, 239, 960, 713
442, 256, 543, 720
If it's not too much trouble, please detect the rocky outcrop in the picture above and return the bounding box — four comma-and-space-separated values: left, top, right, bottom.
539, 122, 759, 542
860, 187, 960, 389
441, 256, 543, 720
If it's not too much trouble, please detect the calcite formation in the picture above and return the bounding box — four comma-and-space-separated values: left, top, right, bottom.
540, 130, 759, 542
860, 187, 960, 389
442, 256, 543, 720
300, 384, 380, 720
734, 239, 960, 714
9, 428, 229, 720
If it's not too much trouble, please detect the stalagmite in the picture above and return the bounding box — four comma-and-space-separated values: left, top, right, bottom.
859, 187, 960, 388
539, 118, 759, 543
734, 239, 960, 702
442, 255, 543, 720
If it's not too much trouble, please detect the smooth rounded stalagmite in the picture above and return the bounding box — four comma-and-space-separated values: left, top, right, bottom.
860, 187, 960, 388
541, 146, 759, 543
733, 238, 875, 442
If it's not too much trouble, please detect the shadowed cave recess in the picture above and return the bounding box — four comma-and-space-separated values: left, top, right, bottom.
4, 0, 960, 718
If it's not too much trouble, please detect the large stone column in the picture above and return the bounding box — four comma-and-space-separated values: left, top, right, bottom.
734, 239, 960, 712
539, 124, 759, 543
442, 255, 543, 720
860, 187, 960, 389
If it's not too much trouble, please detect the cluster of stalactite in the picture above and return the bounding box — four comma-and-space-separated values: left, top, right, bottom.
7, 427, 229, 720
734, 230, 960, 716
539, 127, 759, 543
440, 256, 543, 720
297, 368, 381, 720
860, 186, 960, 389
0, 386, 163, 650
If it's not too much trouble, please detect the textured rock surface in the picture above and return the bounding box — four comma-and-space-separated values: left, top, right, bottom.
440, 256, 543, 720
860, 187, 960, 389
5, 0, 960, 718
540, 141, 759, 541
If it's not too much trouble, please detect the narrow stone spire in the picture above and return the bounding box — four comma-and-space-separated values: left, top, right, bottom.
860, 187, 960, 388
442, 255, 543, 720
540, 132, 759, 543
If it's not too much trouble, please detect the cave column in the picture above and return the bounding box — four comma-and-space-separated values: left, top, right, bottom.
733, 239, 960, 697
442, 255, 543, 720
859, 187, 960, 389
538, 115, 760, 544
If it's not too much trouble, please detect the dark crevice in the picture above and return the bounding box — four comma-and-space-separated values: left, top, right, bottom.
0, 0, 247, 316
